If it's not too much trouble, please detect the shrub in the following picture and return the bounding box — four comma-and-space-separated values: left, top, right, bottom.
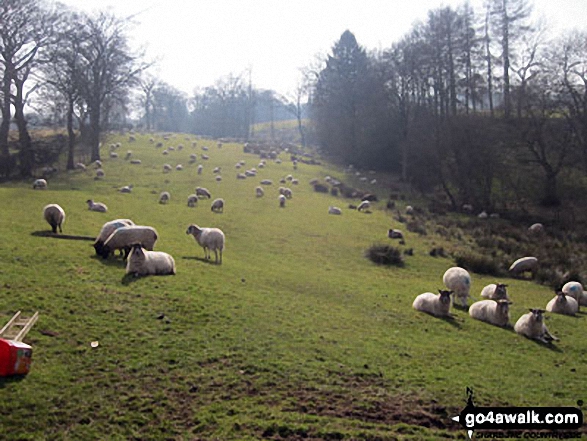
407, 220, 427, 235
366, 244, 405, 267
313, 183, 328, 193
455, 252, 502, 276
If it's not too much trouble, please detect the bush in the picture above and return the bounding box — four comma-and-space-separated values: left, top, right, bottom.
313, 183, 328, 193
407, 220, 427, 235
455, 252, 502, 276
366, 244, 405, 267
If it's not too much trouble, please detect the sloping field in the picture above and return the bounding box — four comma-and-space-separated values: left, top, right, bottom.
0, 134, 585, 440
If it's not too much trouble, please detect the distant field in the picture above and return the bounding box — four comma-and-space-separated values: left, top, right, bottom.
0, 134, 585, 440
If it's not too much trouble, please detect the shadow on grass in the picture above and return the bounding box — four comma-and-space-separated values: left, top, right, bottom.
0, 375, 27, 389
525, 337, 564, 352
89, 254, 126, 268
31, 231, 95, 241
181, 256, 219, 265
121, 272, 176, 285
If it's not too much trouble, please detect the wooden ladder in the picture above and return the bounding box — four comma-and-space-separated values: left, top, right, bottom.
0, 311, 39, 342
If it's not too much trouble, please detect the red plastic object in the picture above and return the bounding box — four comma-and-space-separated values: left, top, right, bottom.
0, 338, 33, 376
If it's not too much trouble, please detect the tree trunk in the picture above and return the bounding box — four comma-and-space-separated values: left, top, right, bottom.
89, 104, 101, 162
0, 68, 11, 160
66, 97, 76, 170
13, 80, 34, 178
541, 171, 560, 207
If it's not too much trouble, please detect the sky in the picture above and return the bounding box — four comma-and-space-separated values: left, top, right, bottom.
57, 0, 587, 97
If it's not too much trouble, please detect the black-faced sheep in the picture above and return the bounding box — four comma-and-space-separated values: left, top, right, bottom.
211, 198, 224, 213
480, 283, 509, 301
126, 244, 175, 277
514, 309, 559, 344
443, 267, 471, 308
469, 299, 511, 327
546, 291, 579, 316
86, 199, 108, 213
93, 219, 135, 256
100, 226, 158, 259
412, 289, 453, 317
43, 204, 65, 233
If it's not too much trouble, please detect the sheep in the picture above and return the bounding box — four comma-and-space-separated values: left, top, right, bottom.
509, 256, 538, 278
462, 203, 474, 213
213, 166, 221, 174
187, 194, 198, 207
110, 151, 119, 159
100, 225, 158, 259
211, 198, 224, 213
478, 211, 488, 219
159, 191, 170, 204
33, 179, 47, 190
186, 224, 225, 264
75, 163, 87, 171
95, 169, 105, 179
215, 175, 222, 182
255, 187, 264, 197
43, 204, 65, 233
546, 291, 579, 316
197, 164, 203, 175
260, 179, 273, 185
528, 223, 544, 234
279, 194, 286, 208
94, 160, 102, 168
388, 229, 403, 240
236, 173, 247, 180
514, 309, 559, 344
562, 281, 587, 306
412, 289, 453, 317
283, 188, 293, 199
405, 205, 414, 215
291, 179, 299, 185
201, 154, 209, 160
245, 170, 256, 177
175, 164, 183, 171
93, 218, 135, 256
469, 299, 512, 327
443, 267, 471, 308
118, 185, 133, 193
125, 150, 132, 160
480, 283, 510, 301
163, 164, 172, 172
86, 199, 108, 213
357, 200, 370, 212
126, 244, 175, 277
196, 187, 211, 199
328, 206, 342, 215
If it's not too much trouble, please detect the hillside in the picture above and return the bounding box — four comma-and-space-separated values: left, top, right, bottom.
0, 134, 585, 440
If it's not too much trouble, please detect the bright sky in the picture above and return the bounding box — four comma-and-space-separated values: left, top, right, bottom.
58, 0, 587, 97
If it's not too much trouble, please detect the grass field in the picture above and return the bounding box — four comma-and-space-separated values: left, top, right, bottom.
0, 134, 585, 440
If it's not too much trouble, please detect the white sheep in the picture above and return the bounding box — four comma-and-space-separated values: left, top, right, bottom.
236, 173, 247, 180
283, 188, 293, 199
469, 299, 512, 327
163, 164, 172, 172
93, 219, 135, 256
201, 154, 209, 160
175, 164, 183, 171
110, 151, 119, 159
211, 198, 224, 213
125, 151, 132, 160
443, 267, 471, 308
480, 283, 510, 301
86, 199, 108, 213
126, 244, 175, 277
197, 164, 203, 175
412, 289, 453, 317
561, 281, 587, 306
260, 179, 273, 185
196, 187, 211, 199
279, 194, 286, 208
118, 185, 133, 193
33, 179, 47, 189
528, 223, 544, 234
328, 206, 342, 215
357, 200, 370, 212
187, 194, 198, 207
546, 292, 579, 316
94, 160, 102, 168
186, 224, 225, 264
75, 163, 87, 171
405, 205, 414, 215
514, 309, 559, 344
100, 225, 158, 259
95, 169, 105, 179
255, 187, 264, 198
215, 175, 222, 182
43, 204, 65, 233
509, 257, 538, 277
159, 191, 170, 204
213, 166, 221, 174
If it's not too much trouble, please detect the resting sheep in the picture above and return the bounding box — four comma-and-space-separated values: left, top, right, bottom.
546, 291, 579, 316
328, 206, 342, 215
43, 204, 65, 233
86, 199, 108, 213
562, 281, 587, 306
443, 267, 471, 308
509, 257, 538, 278
480, 283, 509, 301
93, 219, 135, 256
469, 299, 512, 327
388, 229, 403, 240
514, 309, 559, 344
100, 225, 158, 259
211, 198, 224, 213
33, 179, 47, 189
126, 244, 175, 277
159, 191, 170, 204
186, 224, 225, 264
412, 289, 453, 317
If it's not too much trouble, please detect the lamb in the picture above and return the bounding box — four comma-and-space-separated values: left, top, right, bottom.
33, 178, 47, 189
514, 309, 559, 344
43, 204, 65, 233
196, 187, 211, 198
562, 281, 587, 306
412, 289, 453, 317
159, 191, 170, 204
509, 256, 538, 277
86, 199, 108, 213
469, 299, 512, 328
328, 206, 342, 215
480, 283, 510, 301
357, 200, 370, 212
255, 187, 264, 197
126, 244, 175, 277
211, 198, 224, 213
100, 225, 158, 259
279, 194, 286, 208
93, 218, 135, 256
186, 224, 225, 264
187, 194, 198, 207
546, 291, 579, 316
443, 267, 471, 308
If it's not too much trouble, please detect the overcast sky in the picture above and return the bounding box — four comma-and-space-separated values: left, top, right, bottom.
58, 0, 587, 97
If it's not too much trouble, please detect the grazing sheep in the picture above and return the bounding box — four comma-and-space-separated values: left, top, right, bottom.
279, 194, 286, 208
186, 224, 225, 264
328, 206, 342, 215
255, 187, 264, 197
514, 309, 559, 344
236, 173, 247, 180
163, 164, 172, 172
211, 198, 224, 213
562, 281, 587, 306
509, 256, 538, 277
412, 289, 453, 317
197, 164, 203, 175
405, 205, 414, 215
528, 223, 544, 234
187, 194, 198, 207
480, 283, 510, 301
213, 166, 221, 174
546, 292, 579, 316
357, 200, 370, 212
93, 218, 135, 256
215, 175, 222, 182
159, 191, 170, 204
291, 179, 299, 185
100, 225, 158, 259
126, 244, 175, 277
201, 154, 209, 160
443, 267, 471, 308
33, 179, 47, 189
125, 150, 132, 160
95, 169, 105, 179
110, 151, 119, 159
175, 164, 183, 171
469, 299, 512, 327
283, 188, 293, 199
388, 229, 403, 240
196, 187, 211, 199
94, 160, 102, 168
86, 199, 108, 213
43, 204, 65, 233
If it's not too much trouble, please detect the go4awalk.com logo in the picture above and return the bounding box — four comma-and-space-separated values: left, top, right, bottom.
451, 388, 583, 439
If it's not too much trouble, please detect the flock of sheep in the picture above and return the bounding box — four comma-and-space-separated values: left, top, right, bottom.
413, 265, 586, 344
